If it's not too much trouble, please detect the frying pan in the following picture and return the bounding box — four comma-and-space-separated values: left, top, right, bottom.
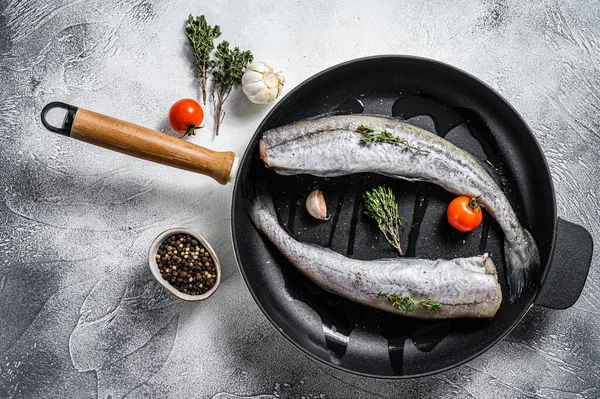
41, 56, 593, 378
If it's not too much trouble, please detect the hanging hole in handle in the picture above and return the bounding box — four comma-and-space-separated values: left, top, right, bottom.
41, 102, 78, 136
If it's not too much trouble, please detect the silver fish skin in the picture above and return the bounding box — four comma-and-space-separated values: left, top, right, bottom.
248, 195, 502, 319
259, 114, 540, 302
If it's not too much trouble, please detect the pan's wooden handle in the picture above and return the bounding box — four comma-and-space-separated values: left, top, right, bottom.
41, 102, 238, 185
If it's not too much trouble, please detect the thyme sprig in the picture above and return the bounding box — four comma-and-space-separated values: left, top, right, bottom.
211, 41, 253, 136
357, 125, 430, 155
376, 292, 443, 312
363, 186, 403, 255
185, 15, 221, 105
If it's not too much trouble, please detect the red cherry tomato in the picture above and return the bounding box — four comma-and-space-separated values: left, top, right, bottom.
169, 99, 204, 136
447, 196, 483, 232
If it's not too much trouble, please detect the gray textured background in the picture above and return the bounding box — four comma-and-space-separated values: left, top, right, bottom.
1, 0, 599, 398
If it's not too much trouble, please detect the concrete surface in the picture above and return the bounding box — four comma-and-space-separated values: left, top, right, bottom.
0, 0, 598, 397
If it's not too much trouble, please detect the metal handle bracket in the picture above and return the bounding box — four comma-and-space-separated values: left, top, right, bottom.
41, 102, 79, 136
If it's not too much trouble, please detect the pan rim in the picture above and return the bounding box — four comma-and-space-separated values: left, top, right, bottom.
231, 54, 558, 379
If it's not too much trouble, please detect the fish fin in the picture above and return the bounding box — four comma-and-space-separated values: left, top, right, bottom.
504, 229, 541, 303
287, 113, 405, 126
482, 254, 498, 275
398, 176, 422, 183
379, 172, 422, 183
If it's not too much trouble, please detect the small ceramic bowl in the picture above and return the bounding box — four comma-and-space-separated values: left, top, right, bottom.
148, 228, 221, 301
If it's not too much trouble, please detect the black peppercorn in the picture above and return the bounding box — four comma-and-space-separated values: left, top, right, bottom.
156, 233, 218, 295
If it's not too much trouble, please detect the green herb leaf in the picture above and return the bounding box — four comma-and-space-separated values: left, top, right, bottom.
419, 299, 443, 310
377, 293, 442, 312
211, 41, 253, 136
363, 186, 403, 255
357, 125, 430, 155
388, 294, 417, 312
185, 15, 221, 105
357, 125, 375, 134
360, 130, 405, 145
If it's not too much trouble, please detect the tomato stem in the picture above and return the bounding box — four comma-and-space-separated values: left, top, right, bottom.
468, 196, 484, 210
185, 124, 197, 137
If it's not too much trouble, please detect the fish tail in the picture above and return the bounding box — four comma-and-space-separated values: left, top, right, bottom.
504, 228, 541, 303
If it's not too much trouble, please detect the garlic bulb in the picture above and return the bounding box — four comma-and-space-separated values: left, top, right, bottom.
306, 190, 328, 220
242, 62, 285, 104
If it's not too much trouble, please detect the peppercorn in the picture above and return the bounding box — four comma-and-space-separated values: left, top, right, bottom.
155, 233, 218, 295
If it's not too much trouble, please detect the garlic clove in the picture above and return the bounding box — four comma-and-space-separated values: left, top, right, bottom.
262, 71, 280, 89
247, 87, 270, 104
242, 70, 263, 85
243, 81, 266, 96
269, 87, 281, 103
247, 62, 271, 74
276, 71, 286, 85
242, 61, 285, 104
306, 190, 328, 221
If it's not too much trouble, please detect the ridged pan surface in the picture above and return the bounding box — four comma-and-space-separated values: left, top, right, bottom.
232, 56, 555, 378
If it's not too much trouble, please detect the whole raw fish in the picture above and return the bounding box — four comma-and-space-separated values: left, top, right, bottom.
248, 193, 502, 319
259, 114, 540, 302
